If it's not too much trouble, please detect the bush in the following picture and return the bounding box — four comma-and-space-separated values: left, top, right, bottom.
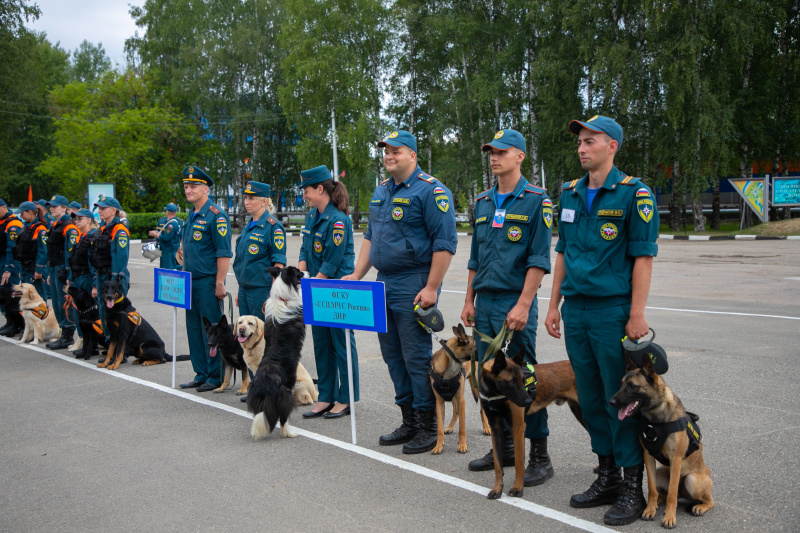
126, 212, 189, 240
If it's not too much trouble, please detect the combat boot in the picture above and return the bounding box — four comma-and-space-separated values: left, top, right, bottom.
402, 409, 437, 454
603, 464, 647, 526
524, 437, 554, 486
570, 454, 623, 508
379, 404, 417, 446
46, 329, 74, 350
467, 427, 515, 471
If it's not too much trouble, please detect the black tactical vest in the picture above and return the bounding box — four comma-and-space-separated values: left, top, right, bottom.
47, 220, 69, 266
69, 231, 94, 276
13, 222, 45, 272
90, 224, 116, 274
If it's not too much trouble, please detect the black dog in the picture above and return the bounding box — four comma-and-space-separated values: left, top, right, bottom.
203, 314, 249, 394
0, 285, 25, 337
97, 275, 167, 370
247, 266, 306, 439
66, 286, 106, 360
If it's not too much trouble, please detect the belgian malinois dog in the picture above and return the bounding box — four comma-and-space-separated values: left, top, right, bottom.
479, 348, 583, 499
609, 355, 714, 528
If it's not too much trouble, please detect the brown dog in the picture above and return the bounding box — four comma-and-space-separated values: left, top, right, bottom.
479, 348, 583, 499
13, 283, 60, 345
610, 355, 714, 528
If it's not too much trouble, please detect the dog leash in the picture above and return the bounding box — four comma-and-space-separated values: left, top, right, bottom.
415, 319, 464, 366
469, 322, 514, 392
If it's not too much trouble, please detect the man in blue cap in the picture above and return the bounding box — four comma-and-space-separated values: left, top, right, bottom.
149, 203, 182, 270
233, 180, 285, 321
460, 129, 556, 486
45, 195, 80, 350
0, 198, 24, 335
342, 130, 458, 454
544, 115, 659, 526
37, 199, 55, 229
68, 201, 82, 215
180, 165, 232, 392
11, 202, 49, 299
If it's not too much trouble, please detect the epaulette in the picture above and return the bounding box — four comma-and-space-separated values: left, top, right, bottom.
562, 180, 579, 190
209, 205, 221, 214
618, 176, 642, 185
476, 190, 491, 201
418, 173, 437, 184
524, 184, 544, 195
266, 216, 277, 226
381, 178, 391, 186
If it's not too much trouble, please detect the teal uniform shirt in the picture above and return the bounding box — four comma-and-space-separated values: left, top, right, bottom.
299, 202, 355, 279
157, 215, 167, 230
157, 216, 182, 269
555, 166, 659, 468
182, 200, 232, 279
233, 210, 286, 289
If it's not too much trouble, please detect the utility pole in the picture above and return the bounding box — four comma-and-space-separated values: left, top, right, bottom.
331, 106, 339, 181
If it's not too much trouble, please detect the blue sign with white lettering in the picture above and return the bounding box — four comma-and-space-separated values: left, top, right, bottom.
154, 268, 192, 310
301, 278, 387, 333
773, 177, 800, 206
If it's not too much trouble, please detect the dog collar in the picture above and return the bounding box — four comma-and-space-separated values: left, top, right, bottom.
114, 296, 124, 304
479, 392, 505, 402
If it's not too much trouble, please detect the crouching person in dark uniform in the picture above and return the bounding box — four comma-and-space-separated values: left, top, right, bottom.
45, 195, 79, 350
90, 197, 130, 344
12, 202, 49, 299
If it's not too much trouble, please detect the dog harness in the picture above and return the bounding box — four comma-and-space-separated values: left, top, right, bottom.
522, 363, 538, 398
29, 303, 49, 320
92, 319, 104, 335
429, 367, 464, 402
640, 412, 702, 466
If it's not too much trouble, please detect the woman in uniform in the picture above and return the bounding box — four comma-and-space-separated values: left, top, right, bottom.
67, 208, 100, 354
90, 197, 130, 342
298, 165, 359, 420
233, 181, 286, 319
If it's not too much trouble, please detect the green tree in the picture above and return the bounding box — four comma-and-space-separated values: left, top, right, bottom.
70, 40, 112, 83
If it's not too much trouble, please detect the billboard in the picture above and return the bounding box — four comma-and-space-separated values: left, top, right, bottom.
772, 177, 800, 207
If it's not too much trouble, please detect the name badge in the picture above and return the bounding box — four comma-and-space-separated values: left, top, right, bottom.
492, 209, 506, 227
561, 209, 576, 223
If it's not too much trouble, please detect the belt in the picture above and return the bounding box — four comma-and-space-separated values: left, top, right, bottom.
564, 295, 631, 310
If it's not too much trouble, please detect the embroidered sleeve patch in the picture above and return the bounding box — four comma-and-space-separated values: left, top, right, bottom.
274, 232, 285, 250
435, 195, 449, 213
636, 187, 651, 197
217, 222, 228, 236
637, 199, 654, 223
333, 229, 344, 246
333, 221, 345, 229
542, 208, 553, 229
118, 235, 128, 248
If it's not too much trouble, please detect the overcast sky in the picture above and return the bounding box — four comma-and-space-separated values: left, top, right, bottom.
26, 0, 140, 66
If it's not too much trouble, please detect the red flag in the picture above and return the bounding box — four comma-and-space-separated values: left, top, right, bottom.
27, 185, 32, 202
340, 170, 345, 178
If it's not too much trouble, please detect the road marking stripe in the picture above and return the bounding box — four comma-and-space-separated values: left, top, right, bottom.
440, 290, 800, 320
0, 336, 612, 533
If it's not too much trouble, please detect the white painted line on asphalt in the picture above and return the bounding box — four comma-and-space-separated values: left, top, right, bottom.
0, 336, 613, 533
440, 290, 800, 320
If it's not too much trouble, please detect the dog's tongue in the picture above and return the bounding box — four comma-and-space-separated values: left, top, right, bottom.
106, 299, 114, 309
237, 336, 248, 343
618, 401, 640, 421
209, 346, 217, 357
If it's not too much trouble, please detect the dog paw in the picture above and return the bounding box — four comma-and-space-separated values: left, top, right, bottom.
642, 507, 657, 521
236, 389, 247, 395
131, 360, 142, 365
457, 444, 468, 454
661, 515, 677, 529
691, 503, 712, 516
487, 489, 502, 500
443, 428, 453, 435
507, 487, 523, 498
482, 429, 491, 436
212, 387, 225, 393
431, 446, 443, 455
97, 363, 108, 368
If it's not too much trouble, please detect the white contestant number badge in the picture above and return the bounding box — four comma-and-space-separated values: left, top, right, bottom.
492, 209, 506, 228
561, 208, 576, 223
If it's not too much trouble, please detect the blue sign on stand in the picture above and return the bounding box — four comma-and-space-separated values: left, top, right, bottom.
154, 268, 192, 310
301, 278, 387, 333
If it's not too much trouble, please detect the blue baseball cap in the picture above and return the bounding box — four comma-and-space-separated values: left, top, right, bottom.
164, 203, 178, 212
36, 199, 47, 207
300, 166, 332, 189
482, 129, 527, 153
241, 181, 272, 197
0, 199, 6, 207
17, 201, 38, 213
183, 165, 214, 187
72, 208, 94, 218
69, 201, 82, 210
378, 130, 417, 153
94, 196, 122, 210
568, 115, 623, 147
46, 195, 69, 207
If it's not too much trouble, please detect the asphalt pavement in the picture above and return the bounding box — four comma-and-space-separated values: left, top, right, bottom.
1, 235, 799, 532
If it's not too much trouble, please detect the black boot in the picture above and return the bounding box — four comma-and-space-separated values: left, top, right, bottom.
524, 437, 554, 486
379, 404, 417, 446
402, 409, 437, 454
570, 455, 623, 508
0, 322, 12, 336
604, 464, 647, 526
468, 427, 515, 471
47, 329, 74, 350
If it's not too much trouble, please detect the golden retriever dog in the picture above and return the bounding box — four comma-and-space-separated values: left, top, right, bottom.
235, 314, 318, 405
12, 283, 60, 345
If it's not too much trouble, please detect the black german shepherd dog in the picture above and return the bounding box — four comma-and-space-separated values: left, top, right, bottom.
203, 314, 249, 394
97, 275, 167, 370
248, 266, 306, 439
0, 285, 25, 337
67, 285, 106, 360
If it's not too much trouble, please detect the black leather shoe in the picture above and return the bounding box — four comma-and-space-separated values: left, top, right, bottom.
403, 409, 437, 454
303, 403, 334, 419
240, 396, 247, 403
468, 427, 515, 471
323, 405, 350, 419
196, 383, 217, 392
180, 380, 203, 389
604, 464, 646, 525
47, 334, 74, 350
0, 323, 11, 336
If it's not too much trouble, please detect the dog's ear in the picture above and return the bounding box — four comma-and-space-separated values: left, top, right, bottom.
453, 323, 469, 345
202, 316, 211, 329
641, 352, 656, 378
511, 347, 525, 366
267, 266, 282, 280
624, 353, 638, 372
491, 351, 507, 374
256, 317, 264, 336
218, 314, 228, 327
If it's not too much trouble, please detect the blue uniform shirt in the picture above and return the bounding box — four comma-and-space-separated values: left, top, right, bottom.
157, 216, 182, 251
182, 199, 232, 279
364, 165, 457, 274
555, 167, 659, 299
299, 202, 355, 279
233, 210, 287, 288
106, 216, 130, 278
468, 178, 552, 293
